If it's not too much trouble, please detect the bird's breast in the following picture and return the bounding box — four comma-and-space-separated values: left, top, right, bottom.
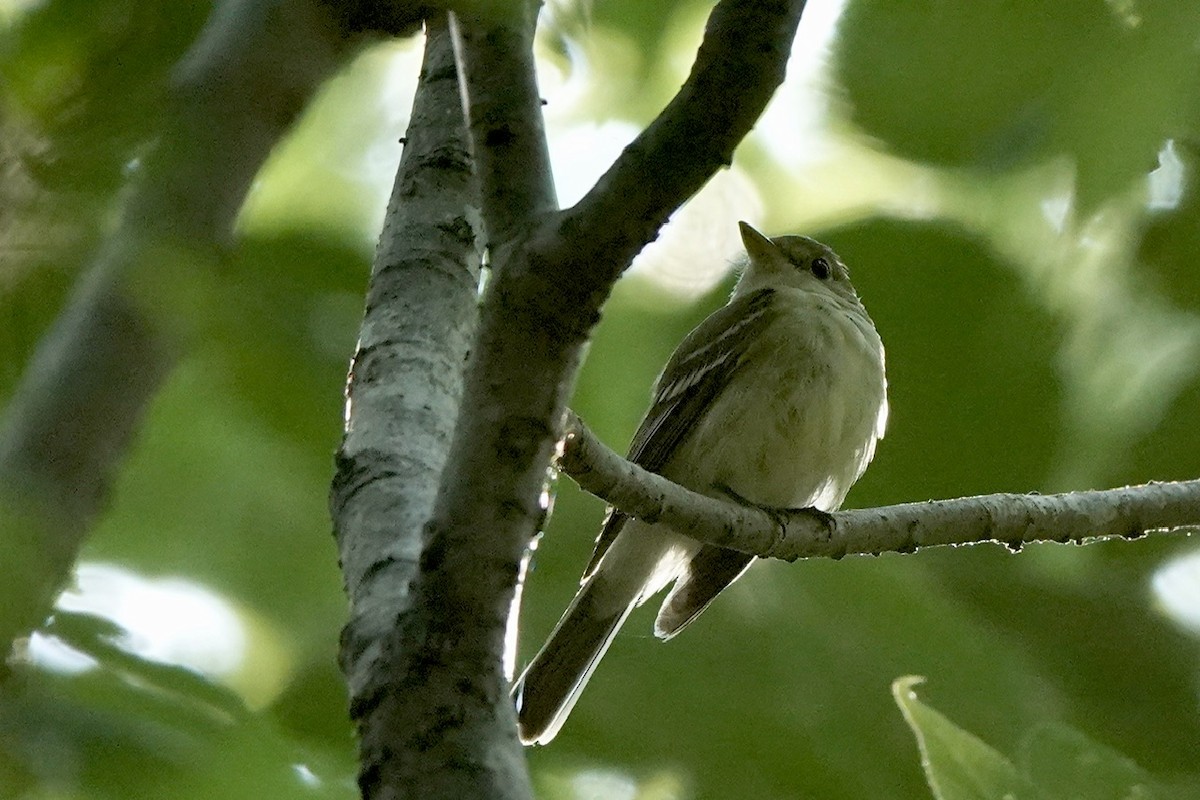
667, 290, 887, 512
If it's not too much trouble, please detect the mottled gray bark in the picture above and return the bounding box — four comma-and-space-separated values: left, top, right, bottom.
339, 0, 807, 797
452, 5, 557, 247
330, 17, 496, 798
337, 5, 552, 797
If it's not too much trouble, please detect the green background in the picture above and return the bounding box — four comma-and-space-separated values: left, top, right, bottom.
3, 0, 1200, 798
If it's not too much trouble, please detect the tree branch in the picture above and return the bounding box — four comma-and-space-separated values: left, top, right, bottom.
359, 1, 806, 794
330, 16, 491, 798
355, 3, 551, 797
542, 0, 808, 314
0, 0, 372, 654
367, 1, 805, 790
560, 411, 1200, 559
451, 4, 556, 247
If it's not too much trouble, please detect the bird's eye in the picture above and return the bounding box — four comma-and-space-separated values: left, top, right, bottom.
810, 257, 831, 280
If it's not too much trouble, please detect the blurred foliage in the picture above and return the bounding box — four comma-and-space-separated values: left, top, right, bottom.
2, 611, 353, 800
3, 0, 1200, 799
893, 676, 1200, 800
834, 0, 1200, 213
0, 0, 209, 194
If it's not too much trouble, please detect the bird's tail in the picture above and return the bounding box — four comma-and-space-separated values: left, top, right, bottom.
513, 573, 639, 745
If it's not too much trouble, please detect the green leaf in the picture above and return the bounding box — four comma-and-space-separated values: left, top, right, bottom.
894, 678, 1200, 800
892, 676, 1045, 800
1017, 723, 1197, 800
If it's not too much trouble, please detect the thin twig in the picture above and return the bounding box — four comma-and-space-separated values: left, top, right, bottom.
560, 411, 1200, 561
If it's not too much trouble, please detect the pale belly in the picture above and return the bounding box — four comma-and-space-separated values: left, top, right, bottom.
599, 289, 887, 607
662, 296, 886, 513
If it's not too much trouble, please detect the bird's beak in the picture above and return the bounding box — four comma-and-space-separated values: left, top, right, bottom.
738, 221, 777, 263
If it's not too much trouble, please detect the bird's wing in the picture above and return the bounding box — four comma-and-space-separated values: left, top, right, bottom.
580, 288, 777, 580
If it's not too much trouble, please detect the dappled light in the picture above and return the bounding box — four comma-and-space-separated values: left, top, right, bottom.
46, 562, 247, 677
238, 41, 423, 247
1152, 549, 1200, 636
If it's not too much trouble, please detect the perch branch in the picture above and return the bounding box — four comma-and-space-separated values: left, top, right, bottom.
559, 411, 1200, 560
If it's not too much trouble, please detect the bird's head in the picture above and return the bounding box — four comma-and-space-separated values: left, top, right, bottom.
733, 221, 859, 304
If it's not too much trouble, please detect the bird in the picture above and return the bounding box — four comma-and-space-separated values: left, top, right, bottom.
513, 221, 888, 745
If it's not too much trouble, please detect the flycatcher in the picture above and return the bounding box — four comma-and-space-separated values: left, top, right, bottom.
514, 221, 888, 745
